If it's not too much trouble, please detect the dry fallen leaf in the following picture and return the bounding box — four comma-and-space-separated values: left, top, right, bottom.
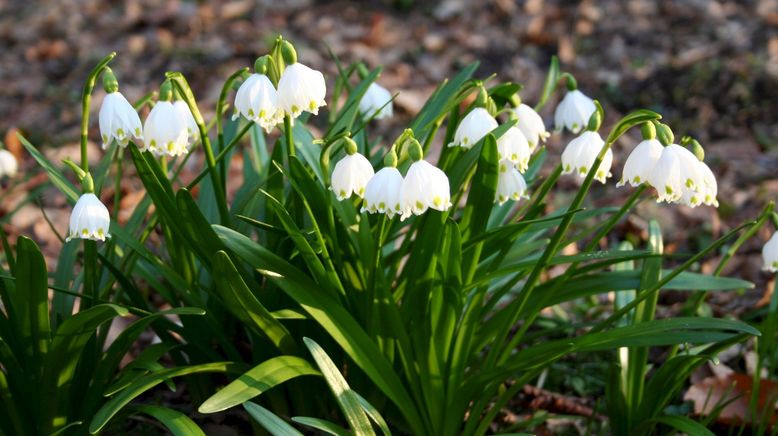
684, 373, 778, 427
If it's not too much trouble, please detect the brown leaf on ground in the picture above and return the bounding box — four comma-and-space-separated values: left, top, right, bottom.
684, 373, 778, 427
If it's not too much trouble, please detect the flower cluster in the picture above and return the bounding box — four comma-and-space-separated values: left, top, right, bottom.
331, 138, 452, 221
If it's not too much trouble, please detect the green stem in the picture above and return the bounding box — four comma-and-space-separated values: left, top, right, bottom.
284, 115, 295, 157
80, 52, 116, 172
185, 122, 252, 189
216, 67, 249, 150
83, 240, 98, 310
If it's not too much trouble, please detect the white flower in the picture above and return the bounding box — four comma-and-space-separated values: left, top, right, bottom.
143, 101, 189, 157
697, 161, 718, 207
648, 144, 705, 206
554, 89, 596, 134
330, 152, 375, 200
0, 150, 18, 178
617, 139, 663, 187
99, 91, 143, 149
173, 100, 199, 145
232, 73, 282, 132
513, 103, 549, 150
497, 126, 532, 173
359, 83, 393, 120
400, 160, 451, 220
561, 130, 612, 183
361, 167, 403, 218
67, 193, 110, 242
763, 232, 778, 272
278, 63, 327, 119
495, 160, 529, 205
448, 108, 497, 149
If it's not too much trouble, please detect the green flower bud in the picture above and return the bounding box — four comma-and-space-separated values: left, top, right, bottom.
159, 80, 174, 102
682, 136, 705, 161
475, 85, 489, 108
564, 73, 578, 91
344, 137, 358, 155
655, 122, 674, 146
407, 138, 423, 162
281, 40, 297, 65
81, 172, 95, 194
586, 100, 603, 132
641, 122, 656, 140
254, 56, 270, 75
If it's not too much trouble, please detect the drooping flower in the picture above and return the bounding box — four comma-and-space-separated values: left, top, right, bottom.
495, 160, 529, 205
497, 126, 532, 173
278, 63, 327, 119
697, 161, 718, 207
400, 160, 451, 221
448, 107, 498, 149
513, 103, 549, 150
143, 101, 190, 157
763, 232, 778, 272
0, 149, 18, 178
362, 167, 403, 218
359, 83, 393, 120
330, 141, 375, 200
617, 139, 663, 187
648, 144, 706, 206
232, 73, 282, 132
561, 130, 612, 183
67, 193, 110, 242
173, 100, 199, 145
554, 89, 596, 134
99, 91, 143, 149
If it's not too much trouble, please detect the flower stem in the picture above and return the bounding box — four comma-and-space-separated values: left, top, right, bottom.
80, 52, 116, 172
284, 115, 295, 157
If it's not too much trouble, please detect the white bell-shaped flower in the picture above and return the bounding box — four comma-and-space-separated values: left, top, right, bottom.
513, 103, 549, 150
561, 130, 612, 183
143, 101, 189, 157
278, 63, 327, 119
330, 147, 375, 201
448, 108, 498, 149
554, 89, 596, 134
0, 150, 18, 178
99, 91, 143, 149
67, 193, 110, 242
697, 161, 718, 207
232, 73, 282, 132
173, 100, 199, 145
400, 160, 451, 221
763, 232, 778, 272
495, 160, 529, 205
497, 126, 532, 173
649, 144, 705, 205
361, 167, 403, 218
617, 139, 663, 187
359, 83, 393, 120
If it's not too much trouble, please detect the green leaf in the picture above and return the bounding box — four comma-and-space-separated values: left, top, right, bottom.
605, 109, 662, 145
18, 133, 79, 203
244, 402, 303, 436
459, 133, 499, 241
14, 236, 50, 365
130, 405, 206, 436
636, 415, 714, 436
212, 251, 298, 354
89, 362, 242, 434
303, 337, 375, 436
292, 417, 350, 436
535, 56, 559, 110
199, 356, 319, 413
352, 391, 392, 436
215, 225, 425, 435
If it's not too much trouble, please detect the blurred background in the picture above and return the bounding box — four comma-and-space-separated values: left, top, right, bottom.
0, 0, 777, 313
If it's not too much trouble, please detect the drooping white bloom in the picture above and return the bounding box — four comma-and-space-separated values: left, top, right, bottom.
67, 193, 110, 242
277, 63, 327, 119
361, 167, 403, 218
762, 232, 778, 272
173, 100, 199, 145
561, 130, 612, 183
359, 83, 393, 120
400, 160, 451, 220
0, 150, 18, 178
232, 73, 282, 132
142, 101, 189, 157
697, 161, 718, 207
554, 89, 596, 134
513, 103, 549, 150
448, 108, 498, 149
617, 139, 663, 187
495, 160, 529, 205
330, 152, 375, 200
99, 91, 143, 149
648, 144, 706, 206
496, 126, 532, 173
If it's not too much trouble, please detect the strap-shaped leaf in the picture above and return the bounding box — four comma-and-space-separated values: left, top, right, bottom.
244, 402, 303, 436
130, 405, 206, 436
